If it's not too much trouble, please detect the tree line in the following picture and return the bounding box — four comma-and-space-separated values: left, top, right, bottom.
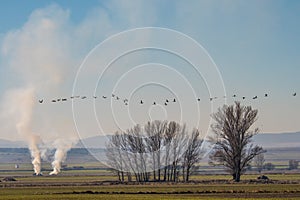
106, 101, 266, 182
106, 120, 203, 182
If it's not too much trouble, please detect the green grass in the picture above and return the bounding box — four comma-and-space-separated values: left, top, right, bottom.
1, 184, 300, 200
2, 194, 300, 200
190, 174, 300, 181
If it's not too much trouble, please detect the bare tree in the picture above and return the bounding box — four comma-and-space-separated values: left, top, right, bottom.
106, 132, 126, 181
182, 129, 203, 182
254, 153, 265, 173
209, 101, 265, 182
125, 125, 149, 182
145, 120, 166, 181
169, 123, 188, 182
163, 121, 178, 181
106, 121, 203, 183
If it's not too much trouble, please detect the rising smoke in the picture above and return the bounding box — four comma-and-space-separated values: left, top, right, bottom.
0, 5, 81, 175
49, 139, 75, 175
4, 87, 43, 175
0, 2, 154, 175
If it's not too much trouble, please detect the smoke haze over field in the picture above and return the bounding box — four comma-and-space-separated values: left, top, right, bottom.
0, 5, 81, 174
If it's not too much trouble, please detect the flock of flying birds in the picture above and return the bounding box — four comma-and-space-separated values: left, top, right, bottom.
38, 92, 297, 106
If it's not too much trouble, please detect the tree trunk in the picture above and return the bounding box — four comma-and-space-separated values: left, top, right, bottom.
186, 167, 190, 182
233, 171, 241, 182
182, 165, 186, 182
121, 171, 124, 182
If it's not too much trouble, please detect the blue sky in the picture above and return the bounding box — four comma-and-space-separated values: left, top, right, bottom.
0, 0, 299, 142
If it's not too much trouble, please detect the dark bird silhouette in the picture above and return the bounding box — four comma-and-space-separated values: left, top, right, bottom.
81, 96, 87, 99
293, 92, 297, 96
173, 98, 176, 102
62, 98, 67, 101
70, 96, 74, 99
264, 93, 268, 97
38, 99, 43, 103
125, 102, 128, 106
164, 102, 167, 106
197, 98, 201, 101
242, 96, 246, 99
112, 94, 115, 97
166, 99, 169, 103
233, 94, 236, 97
140, 100, 144, 104
102, 96, 107, 99
209, 97, 213, 101
52, 100, 57, 103
93, 96, 97, 99
116, 96, 120, 100
253, 96, 258, 99
153, 102, 156, 105
57, 99, 61, 102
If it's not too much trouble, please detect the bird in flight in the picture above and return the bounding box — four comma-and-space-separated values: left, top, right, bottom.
93, 96, 97, 99
62, 98, 67, 102
253, 96, 258, 99
265, 94, 268, 97
140, 100, 144, 104
242, 97, 246, 100
153, 102, 156, 105
166, 99, 169, 103
233, 94, 236, 98
52, 100, 56, 103
102, 96, 107, 99
197, 98, 201, 101
81, 96, 87, 99
38, 99, 43, 103
293, 92, 297, 96
173, 98, 176, 102
164, 102, 167, 106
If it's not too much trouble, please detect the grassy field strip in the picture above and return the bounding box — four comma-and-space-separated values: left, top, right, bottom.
3, 194, 300, 200
1, 187, 300, 200
1, 184, 300, 193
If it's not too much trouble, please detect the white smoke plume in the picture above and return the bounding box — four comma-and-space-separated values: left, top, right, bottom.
28, 135, 42, 175
49, 139, 74, 175
1, 87, 43, 175
0, 2, 157, 175
16, 89, 42, 175
0, 5, 79, 175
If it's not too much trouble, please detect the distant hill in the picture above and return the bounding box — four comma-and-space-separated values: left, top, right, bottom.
1, 132, 299, 149
75, 132, 300, 149
75, 135, 110, 148
0, 139, 26, 148
253, 132, 300, 148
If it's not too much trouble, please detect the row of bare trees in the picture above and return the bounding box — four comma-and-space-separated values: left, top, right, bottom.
106, 101, 265, 182
106, 120, 203, 182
